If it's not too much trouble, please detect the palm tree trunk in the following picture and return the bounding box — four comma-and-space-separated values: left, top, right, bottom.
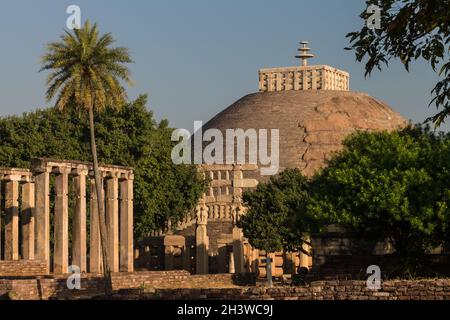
89, 106, 113, 295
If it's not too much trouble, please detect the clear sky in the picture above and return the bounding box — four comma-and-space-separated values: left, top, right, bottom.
0, 0, 447, 131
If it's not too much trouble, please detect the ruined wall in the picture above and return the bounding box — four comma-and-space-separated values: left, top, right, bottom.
114, 279, 450, 301
3, 276, 450, 300
0, 260, 48, 277
0, 271, 240, 300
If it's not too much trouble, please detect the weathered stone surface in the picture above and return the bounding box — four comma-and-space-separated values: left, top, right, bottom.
203, 90, 406, 180
8, 277, 444, 301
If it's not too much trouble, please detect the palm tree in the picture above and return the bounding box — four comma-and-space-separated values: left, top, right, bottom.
41, 21, 133, 294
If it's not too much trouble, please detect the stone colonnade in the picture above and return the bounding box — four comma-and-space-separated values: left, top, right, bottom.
0, 158, 134, 275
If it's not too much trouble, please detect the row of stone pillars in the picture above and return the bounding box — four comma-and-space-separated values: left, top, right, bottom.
0, 169, 35, 261
0, 159, 134, 275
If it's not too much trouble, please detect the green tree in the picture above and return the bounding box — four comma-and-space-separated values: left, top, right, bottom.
346, 0, 450, 126
0, 95, 206, 240
40, 21, 133, 293
238, 169, 320, 277
307, 126, 450, 275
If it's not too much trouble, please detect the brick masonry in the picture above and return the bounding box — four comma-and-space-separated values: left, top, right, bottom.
1, 271, 450, 300
0, 271, 239, 300
116, 279, 450, 301
0, 260, 48, 277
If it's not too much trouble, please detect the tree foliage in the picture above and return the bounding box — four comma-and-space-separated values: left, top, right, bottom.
240, 127, 450, 276
0, 95, 207, 239
41, 21, 133, 112
346, 0, 450, 126
238, 169, 319, 254
307, 126, 450, 260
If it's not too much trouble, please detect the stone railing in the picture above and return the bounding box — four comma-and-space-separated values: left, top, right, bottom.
259, 65, 350, 92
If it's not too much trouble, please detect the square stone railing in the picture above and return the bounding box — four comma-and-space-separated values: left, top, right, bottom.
259, 65, 350, 92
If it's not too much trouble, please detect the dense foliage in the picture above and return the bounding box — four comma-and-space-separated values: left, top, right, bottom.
238, 169, 319, 254
346, 0, 450, 126
241, 126, 450, 275
0, 95, 207, 239
308, 126, 450, 257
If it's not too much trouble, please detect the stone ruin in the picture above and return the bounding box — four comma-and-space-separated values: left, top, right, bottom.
0, 158, 134, 275
136, 42, 406, 278
1, 42, 408, 281
135, 164, 312, 278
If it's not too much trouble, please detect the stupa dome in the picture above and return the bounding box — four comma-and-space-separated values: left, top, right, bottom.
203, 90, 407, 180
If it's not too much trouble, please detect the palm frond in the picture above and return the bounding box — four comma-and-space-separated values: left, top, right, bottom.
41, 20, 133, 111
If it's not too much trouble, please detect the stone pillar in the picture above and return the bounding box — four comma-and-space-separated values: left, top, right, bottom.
54, 169, 69, 274
286, 252, 297, 275
4, 180, 19, 260
300, 237, 311, 269
217, 244, 228, 274
106, 176, 119, 272
21, 182, 35, 260
183, 243, 191, 272
228, 253, 235, 274
232, 227, 245, 274
164, 245, 174, 270
195, 201, 209, 275
89, 178, 102, 273
120, 178, 134, 272
232, 204, 245, 274
35, 171, 50, 272
72, 171, 87, 272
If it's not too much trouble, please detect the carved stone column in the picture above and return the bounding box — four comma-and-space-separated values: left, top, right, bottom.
106, 176, 119, 272
232, 203, 245, 274
54, 168, 69, 274
72, 170, 87, 272
21, 181, 35, 260
4, 179, 19, 260
195, 200, 209, 274
89, 178, 102, 273
35, 170, 51, 272
120, 177, 134, 272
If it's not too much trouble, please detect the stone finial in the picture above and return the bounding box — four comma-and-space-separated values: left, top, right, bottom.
295, 41, 315, 67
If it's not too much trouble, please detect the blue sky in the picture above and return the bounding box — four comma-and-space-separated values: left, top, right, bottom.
0, 0, 447, 131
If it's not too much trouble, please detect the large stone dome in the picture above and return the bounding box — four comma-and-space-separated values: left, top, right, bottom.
203, 90, 407, 179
